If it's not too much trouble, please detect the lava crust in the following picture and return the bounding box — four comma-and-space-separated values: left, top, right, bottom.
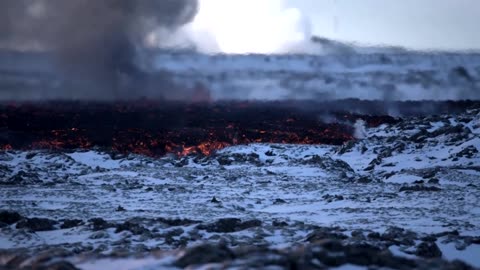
1, 100, 477, 156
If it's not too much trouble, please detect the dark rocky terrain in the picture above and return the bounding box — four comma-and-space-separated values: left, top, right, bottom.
1, 105, 479, 269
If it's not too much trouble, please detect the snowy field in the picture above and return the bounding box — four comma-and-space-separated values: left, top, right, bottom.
1, 106, 479, 269
154, 52, 480, 101
1, 50, 480, 101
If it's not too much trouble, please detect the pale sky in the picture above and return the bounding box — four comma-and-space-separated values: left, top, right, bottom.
288, 0, 480, 51
181, 0, 480, 53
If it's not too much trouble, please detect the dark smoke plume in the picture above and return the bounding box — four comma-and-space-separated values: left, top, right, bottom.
0, 0, 198, 99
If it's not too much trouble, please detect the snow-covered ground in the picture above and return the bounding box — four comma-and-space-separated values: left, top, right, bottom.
1, 49, 479, 101
154, 52, 480, 101
0, 107, 479, 269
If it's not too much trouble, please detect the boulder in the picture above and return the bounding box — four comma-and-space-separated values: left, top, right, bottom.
115, 221, 149, 235
156, 217, 200, 226
197, 218, 262, 233
16, 217, 57, 231
455, 145, 478, 159
306, 228, 348, 242
415, 242, 442, 258
89, 218, 114, 231
0, 211, 23, 225
175, 243, 234, 268
60, 219, 83, 229
2, 170, 41, 185
399, 185, 441, 192
381, 227, 417, 246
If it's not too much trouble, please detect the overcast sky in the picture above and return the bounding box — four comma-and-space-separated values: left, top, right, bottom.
288, 0, 480, 51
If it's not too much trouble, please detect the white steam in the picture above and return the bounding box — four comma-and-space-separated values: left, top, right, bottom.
354, 119, 367, 139
186, 0, 312, 54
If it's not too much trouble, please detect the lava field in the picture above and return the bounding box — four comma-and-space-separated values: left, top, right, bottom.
1, 101, 479, 269
1, 100, 477, 156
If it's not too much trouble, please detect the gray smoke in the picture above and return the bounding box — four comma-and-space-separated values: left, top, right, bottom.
0, 0, 198, 99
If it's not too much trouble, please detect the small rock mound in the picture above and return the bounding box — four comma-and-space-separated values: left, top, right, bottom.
0, 211, 23, 225
156, 217, 200, 227
400, 185, 441, 192
16, 217, 57, 231
175, 243, 235, 268
454, 145, 478, 159
115, 221, 149, 235
415, 241, 442, 258
216, 152, 261, 166
306, 227, 348, 242
1, 170, 41, 185
60, 219, 83, 229
89, 218, 114, 231
197, 218, 262, 233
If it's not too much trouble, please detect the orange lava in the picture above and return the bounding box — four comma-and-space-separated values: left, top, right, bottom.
0, 101, 398, 157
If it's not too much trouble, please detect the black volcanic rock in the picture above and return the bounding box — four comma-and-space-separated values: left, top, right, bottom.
306, 228, 348, 242
175, 243, 235, 268
357, 176, 373, 183
400, 185, 441, 192
197, 218, 262, 233
115, 221, 149, 235
455, 145, 478, 158
16, 218, 57, 231
410, 128, 430, 143
337, 140, 356, 155
272, 220, 289, 227
265, 150, 275, 156
156, 217, 200, 227
428, 178, 440, 185
43, 261, 80, 270
431, 124, 467, 137
216, 155, 233, 166
89, 218, 114, 231
344, 243, 409, 268
435, 230, 460, 238
2, 170, 41, 185
307, 242, 347, 267
422, 170, 437, 179
0, 211, 23, 225
322, 194, 345, 203
60, 219, 83, 229
306, 240, 418, 269
274, 198, 287, 204
381, 227, 417, 246
415, 242, 442, 258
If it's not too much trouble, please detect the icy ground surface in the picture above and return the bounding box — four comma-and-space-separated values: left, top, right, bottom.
1, 108, 480, 269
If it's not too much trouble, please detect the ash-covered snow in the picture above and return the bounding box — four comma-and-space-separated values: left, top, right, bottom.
1, 108, 480, 269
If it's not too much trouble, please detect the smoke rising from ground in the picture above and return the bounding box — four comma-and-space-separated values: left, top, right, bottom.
353, 119, 367, 139
0, 0, 198, 99
185, 0, 312, 54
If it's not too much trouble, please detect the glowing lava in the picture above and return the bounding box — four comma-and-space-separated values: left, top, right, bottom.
0, 101, 401, 157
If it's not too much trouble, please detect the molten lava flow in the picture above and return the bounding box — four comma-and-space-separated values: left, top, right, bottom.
0, 101, 406, 157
